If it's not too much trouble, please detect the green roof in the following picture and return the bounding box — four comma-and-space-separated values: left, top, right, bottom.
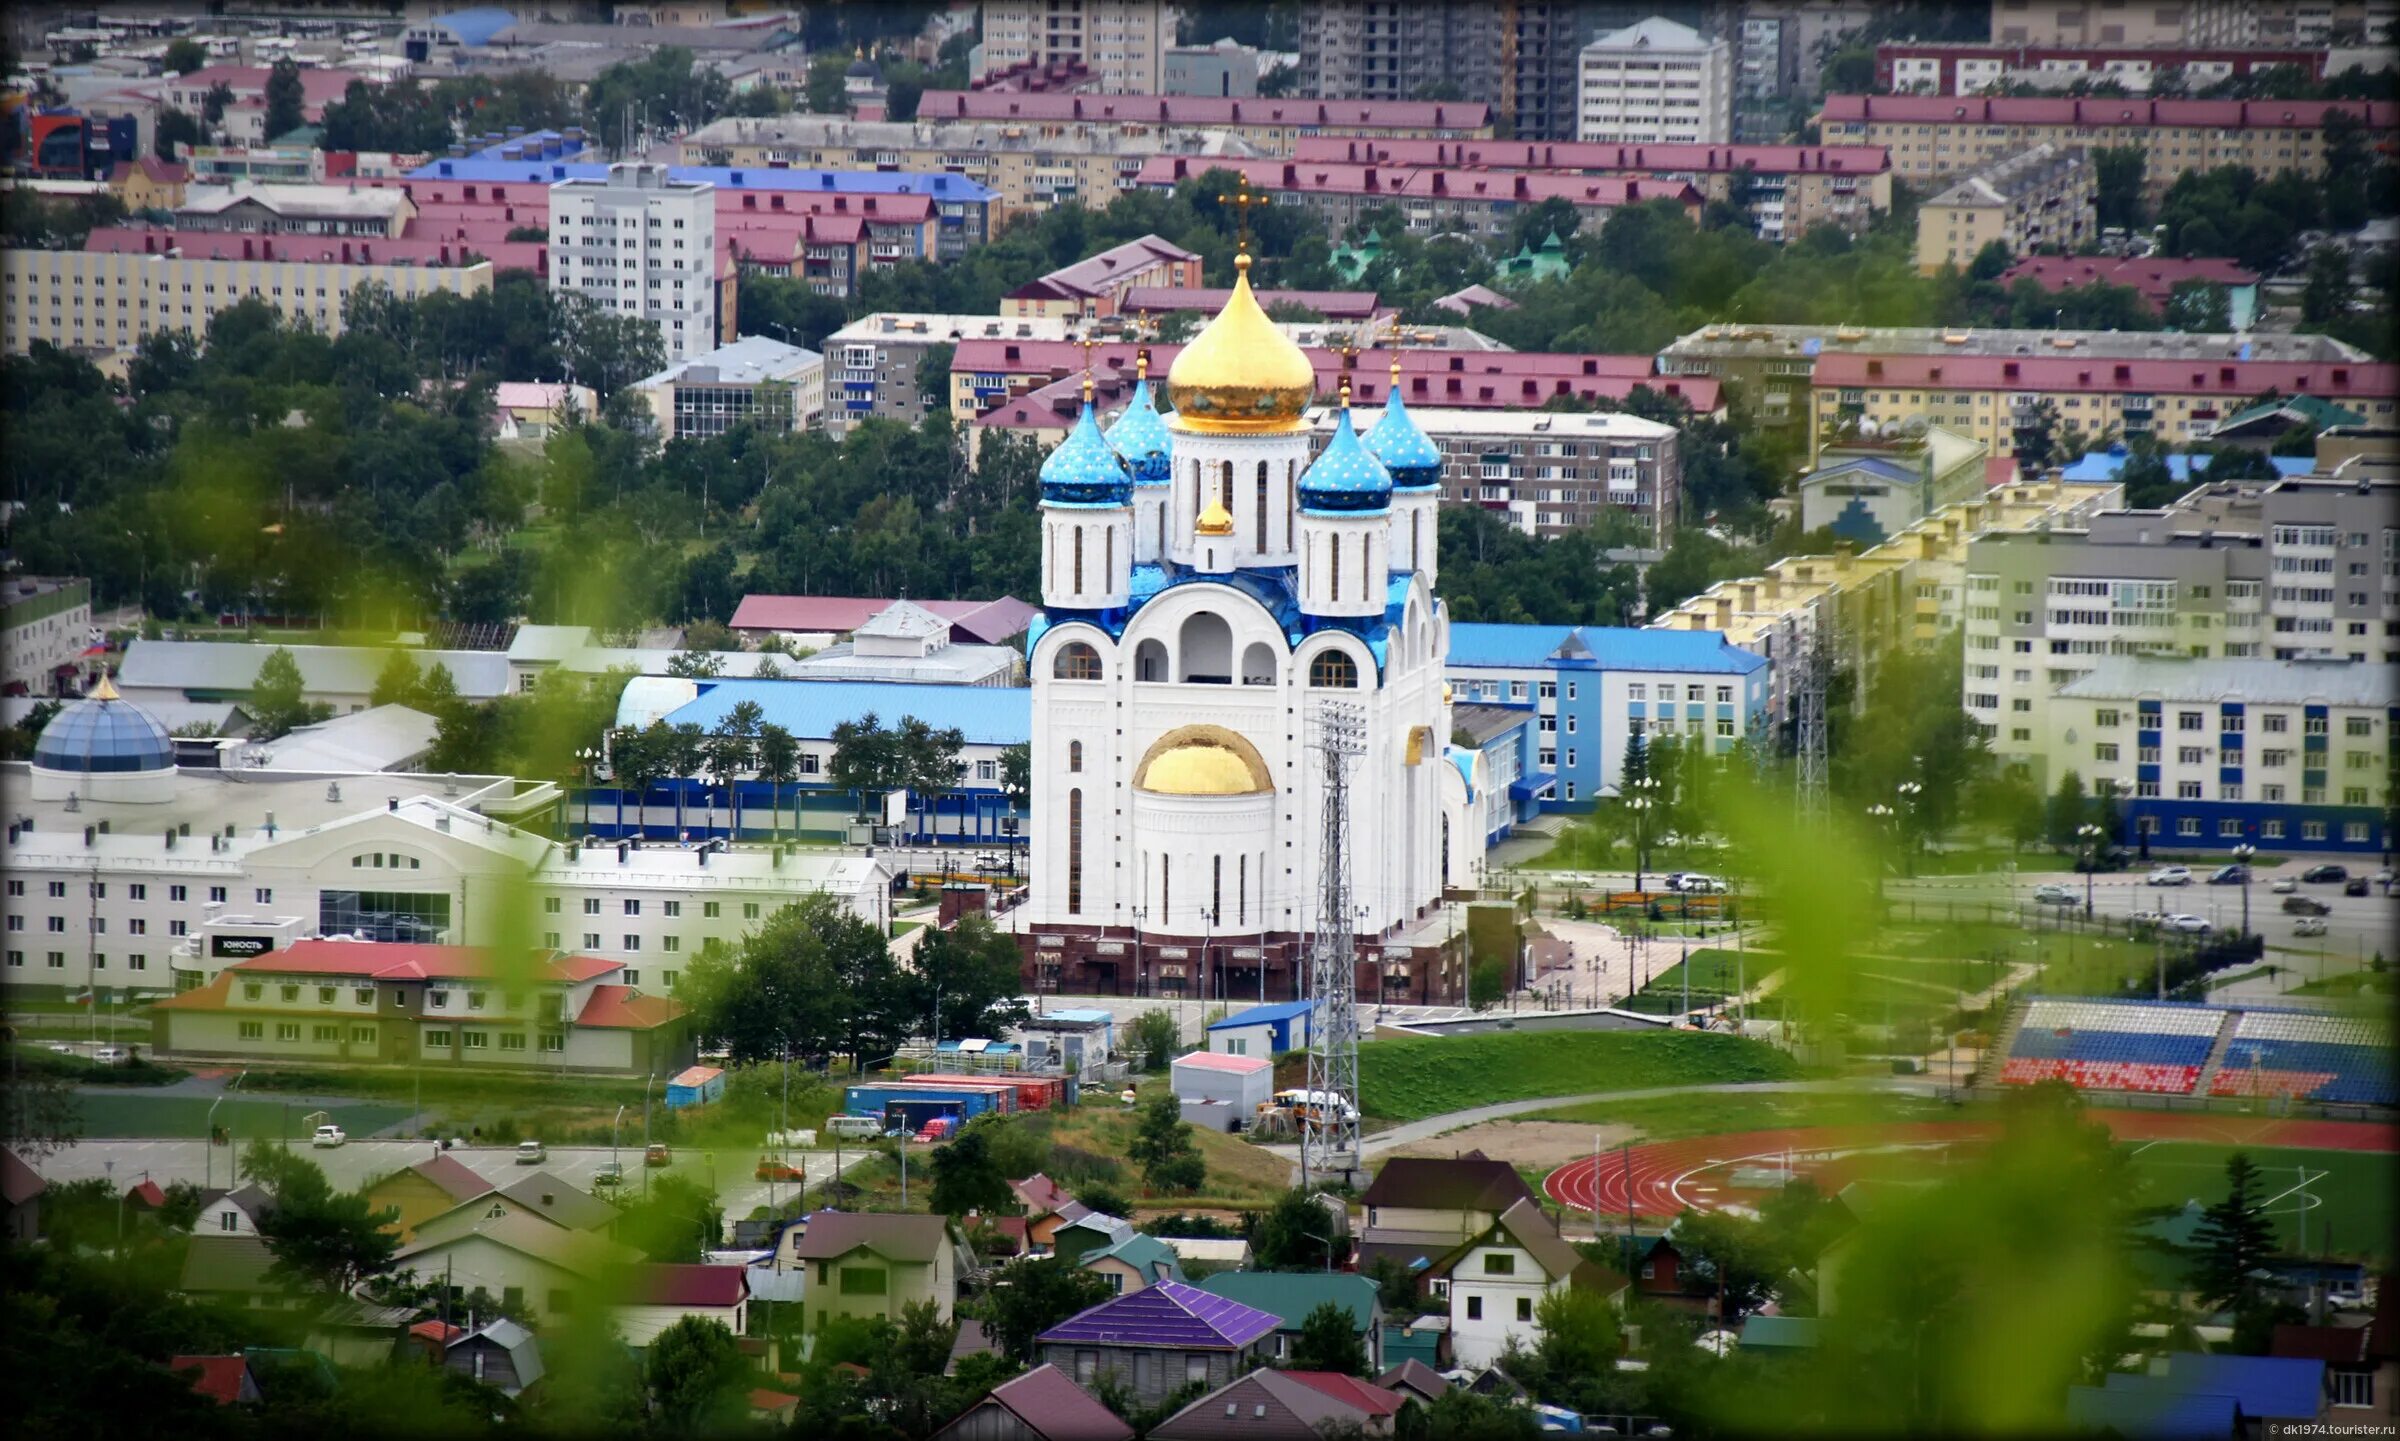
1195, 1272, 1379, 1332
2218, 394, 2366, 432
1739, 1315, 1821, 1350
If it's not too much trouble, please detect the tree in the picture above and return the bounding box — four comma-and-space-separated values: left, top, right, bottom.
754, 722, 799, 838
2189, 1151, 2277, 1312
163, 37, 207, 74
1529, 1284, 1622, 1378
2165, 279, 2231, 332
614, 1173, 724, 1264
680, 891, 904, 1067
253, 1152, 401, 1294
153, 106, 202, 162
2044, 769, 2090, 851
911, 916, 1033, 1045
249, 646, 332, 740
805, 52, 850, 113
1250, 1189, 1342, 1271
263, 59, 307, 141
1000, 740, 1031, 811
978, 1256, 1113, 1362
2, 1064, 81, 1160
1289, 1299, 1369, 1374
1671, 1206, 1787, 1321
2301, 244, 2354, 324
2092, 146, 2148, 231
370, 649, 424, 708
929, 1115, 1018, 1218
645, 1316, 752, 1435
1128, 1092, 1205, 1194
1130, 1009, 1181, 1072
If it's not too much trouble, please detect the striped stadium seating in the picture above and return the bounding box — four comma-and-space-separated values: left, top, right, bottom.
2002, 999, 2222, 1096
2209, 1010, 2396, 1106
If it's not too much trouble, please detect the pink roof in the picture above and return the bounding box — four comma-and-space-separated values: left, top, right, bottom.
1012, 1173, 1075, 1215
169, 1356, 255, 1406
1296, 135, 1891, 176
574, 984, 687, 1031
494, 382, 586, 410
981, 1362, 1137, 1441
410, 1321, 465, 1345
163, 65, 362, 110
1998, 254, 2258, 311
1137, 156, 1696, 210
1284, 1372, 1407, 1417
1174, 1051, 1273, 1075
670, 1065, 724, 1088
217, 941, 618, 985
83, 226, 511, 272
726, 595, 1036, 644
1820, 94, 2397, 131
1815, 351, 2394, 401
922, 90, 1489, 132
1122, 285, 1384, 319
1983, 456, 2020, 489
629, 1262, 747, 1308
126, 1179, 168, 1209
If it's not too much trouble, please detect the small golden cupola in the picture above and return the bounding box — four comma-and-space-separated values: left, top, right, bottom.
1166, 250, 1316, 434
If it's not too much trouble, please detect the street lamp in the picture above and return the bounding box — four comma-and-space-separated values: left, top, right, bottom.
612, 1103, 626, 1182
2231, 842, 2256, 938
576, 747, 600, 834
1894, 781, 1924, 877
1627, 777, 1659, 893
2077, 823, 2106, 919
203, 1069, 246, 1191
1867, 803, 1894, 905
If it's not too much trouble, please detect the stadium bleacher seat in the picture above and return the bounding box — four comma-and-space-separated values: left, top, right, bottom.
2001, 999, 2221, 1097
2208, 1010, 2396, 1106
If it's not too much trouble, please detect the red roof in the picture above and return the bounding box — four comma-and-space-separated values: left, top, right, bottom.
1983, 456, 2020, 489
1137, 155, 1695, 210
1296, 135, 1891, 177
83, 226, 507, 272
1820, 94, 2397, 132
2270, 1324, 2369, 1362
982, 1362, 1136, 1441
1121, 285, 1385, 319
125, 1179, 168, 1209
923, 90, 1489, 132
1998, 254, 2258, 311
410, 1321, 465, 1345
725, 595, 1038, 643
573, 984, 687, 1031
630, 1262, 748, 1308
1012, 1173, 1075, 1216
1284, 1372, 1408, 1417
169, 1356, 255, 1406
3, 1150, 46, 1206
1814, 351, 2395, 400
209, 940, 618, 986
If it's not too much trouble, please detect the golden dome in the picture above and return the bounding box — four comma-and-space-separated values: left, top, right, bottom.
1134, 724, 1274, 796
1196, 498, 1235, 536
1167, 252, 1316, 433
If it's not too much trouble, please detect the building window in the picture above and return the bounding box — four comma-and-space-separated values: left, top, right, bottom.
462, 1030, 489, 1049
1484, 1253, 1516, 1275
239, 1021, 263, 1040
1465, 1296, 1483, 1321
275, 1023, 300, 1042
1310, 650, 1358, 687
1067, 788, 1084, 915
352, 1026, 375, 1044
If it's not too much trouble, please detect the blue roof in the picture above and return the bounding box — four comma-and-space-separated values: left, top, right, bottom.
432, 7, 516, 46
1364, 387, 1442, 489
33, 692, 175, 774
2067, 1384, 2238, 1439
1298, 405, 1393, 515
1106, 378, 1175, 486
2059, 448, 2316, 484
1042, 397, 1134, 506
664, 679, 1029, 747
2159, 1353, 2326, 1419
1039, 1008, 1115, 1025
408, 152, 999, 203
1206, 1000, 1318, 1031
1447, 624, 1767, 675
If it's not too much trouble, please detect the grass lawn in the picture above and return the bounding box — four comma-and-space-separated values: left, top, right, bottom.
1357, 1030, 1803, 1124
2287, 972, 2397, 998
74, 1093, 414, 1140
1647, 948, 1779, 996
1528, 1088, 1972, 1140
2128, 1143, 2394, 1262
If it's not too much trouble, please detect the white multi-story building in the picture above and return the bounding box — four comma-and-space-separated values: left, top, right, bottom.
631, 334, 825, 440
977, 0, 1172, 93
549, 162, 718, 366
1577, 16, 1732, 147
4, 577, 95, 698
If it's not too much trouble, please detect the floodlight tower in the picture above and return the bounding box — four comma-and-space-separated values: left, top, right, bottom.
1794, 621, 1832, 829
1301, 700, 1366, 1190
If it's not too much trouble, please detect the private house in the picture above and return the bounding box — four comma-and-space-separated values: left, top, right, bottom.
1196, 1272, 1385, 1371
6, 1150, 46, 1244
1051, 1212, 1136, 1266
196, 1184, 277, 1237
2273, 1303, 2396, 1417
616, 1263, 750, 1347
1037, 1281, 1280, 1411
1150, 1369, 1408, 1440
444, 1318, 544, 1397
307, 1298, 417, 1366
387, 1210, 643, 1324
1355, 1152, 1539, 1271
405, 1171, 619, 1250
1161, 1236, 1253, 1274
1376, 1360, 1452, 1407
362, 1152, 496, 1238
787, 1212, 968, 1331
1012, 1175, 1084, 1253
1420, 1198, 1625, 1368
929, 1362, 1134, 1441
1079, 1233, 1186, 1295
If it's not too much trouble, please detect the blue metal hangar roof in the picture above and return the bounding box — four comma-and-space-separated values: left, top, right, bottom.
1446, 623, 1767, 675
665, 679, 1030, 747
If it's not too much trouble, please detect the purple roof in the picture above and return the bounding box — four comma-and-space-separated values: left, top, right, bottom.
1038, 1280, 1279, 1351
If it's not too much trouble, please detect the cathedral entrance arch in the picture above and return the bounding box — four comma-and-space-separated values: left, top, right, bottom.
1134, 638, 1168, 682
1239, 642, 1277, 686
1177, 611, 1234, 684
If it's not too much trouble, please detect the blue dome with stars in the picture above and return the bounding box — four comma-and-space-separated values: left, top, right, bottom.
1298, 402, 1393, 515
1041, 396, 1134, 506
1105, 375, 1174, 487
1365, 380, 1443, 490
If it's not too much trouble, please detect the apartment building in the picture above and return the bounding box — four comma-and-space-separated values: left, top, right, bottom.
820, 311, 1079, 436
1301, 405, 1684, 542
2, 240, 494, 356
1810, 351, 2397, 462
1135, 156, 1700, 242
1914, 144, 2095, 274
1005, 235, 1202, 320
1817, 95, 2399, 201
548, 163, 717, 366
1735, 13, 1798, 140
1961, 466, 2400, 779
1877, 43, 2327, 96
2040, 657, 2392, 855
631, 335, 825, 440
978, 0, 1173, 94
1300, 137, 1892, 242
1987, 0, 2396, 47
3, 578, 94, 698
175, 183, 416, 239
911, 90, 1495, 153
1578, 16, 1733, 146
1300, 2, 1505, 112
1164, 39, 1263, 98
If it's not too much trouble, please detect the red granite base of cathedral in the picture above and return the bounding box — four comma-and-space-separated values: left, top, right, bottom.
1013, 924, 1465, 1006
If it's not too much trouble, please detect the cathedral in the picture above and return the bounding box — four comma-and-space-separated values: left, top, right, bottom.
1021, 247, 1454, 1002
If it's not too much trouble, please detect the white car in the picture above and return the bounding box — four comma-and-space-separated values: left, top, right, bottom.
2271, 877, 2298, 894
311, 1124, 347, 1148
2147, 866, 2193, 886
2032, 884, 2078, 906
2165, 914, 2212, 934
91, 1046, 127, 1063
2293, 916, 2329, 937
1677, 873, 1728, 894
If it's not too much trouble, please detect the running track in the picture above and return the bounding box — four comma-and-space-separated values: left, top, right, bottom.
1543, 1112, 2395, 1223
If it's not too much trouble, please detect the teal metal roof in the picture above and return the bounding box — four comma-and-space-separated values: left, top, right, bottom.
1298, 404, 1392, 515
1364, 388, 1442, 489
1106, 377, 1174, 487
1042, 398, 1134, 506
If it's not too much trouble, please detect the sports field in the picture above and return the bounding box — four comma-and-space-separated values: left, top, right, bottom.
2125, 1141, 2394, 1259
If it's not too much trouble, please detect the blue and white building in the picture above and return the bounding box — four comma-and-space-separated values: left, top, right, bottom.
1444, 625, 1769, 807
1206, 999, 1318, 1057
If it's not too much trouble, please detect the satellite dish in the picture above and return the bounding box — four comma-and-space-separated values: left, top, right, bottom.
1901, 414, 1931, 437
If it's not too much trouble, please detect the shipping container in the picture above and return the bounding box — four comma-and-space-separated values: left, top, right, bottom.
910, 1071, 1066, 1111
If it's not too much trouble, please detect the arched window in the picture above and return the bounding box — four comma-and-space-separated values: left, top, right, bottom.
1220, 459, 1234, 510
1310, 650, 1359, 688
1285, 461, 1296, 549
1068, 740, 1084, 772
1330, 535, 1342, 603
1411, 510, 1421, 568
1177, 610, 1233, 684
1240, 642, 1276, 685
1072, 527, 1085, 594
1255, 461, 1269, 547
1134, 638, 1168, 682
1104, 527, 1113, 586
1067, 789, 1083, 914
1053, 642, 1102, 680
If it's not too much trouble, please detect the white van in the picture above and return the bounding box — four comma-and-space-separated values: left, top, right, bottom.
825, 1113, 884, 1140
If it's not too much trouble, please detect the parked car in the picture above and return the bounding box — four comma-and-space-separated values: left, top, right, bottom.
825, 1114, 884, 1141
2293, 916, 2330, 937
2344, 877, 2370, 896
515, 1140, 546, 1165
592, 1162, 625, 1188
2165, 914, 2212, 934
644, 1143, 671, 1167
2271, 877, 2299, 894
311, 1125, 346, 1148
2302, 864, 2349, 884
2373, 868, 2396, 890
2127, 909, 2167, 931
2032, 884, 2079, 906
2282, 895, 2333, 916
2207, 864, 2249, 885
91, 1046, 127, 1063
2147, 866, 2194, 886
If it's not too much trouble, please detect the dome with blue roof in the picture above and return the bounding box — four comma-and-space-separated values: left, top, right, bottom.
1365, 366, 1442, 490
1298, 395, 1393, 515
31, 676, 173, 775
1105, 364, 1174, 487
1041, 392, 1134, 506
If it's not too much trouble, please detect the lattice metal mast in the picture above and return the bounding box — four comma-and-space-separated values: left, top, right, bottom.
1794, 622, 1831, 828
1301, 701, 1366, 1189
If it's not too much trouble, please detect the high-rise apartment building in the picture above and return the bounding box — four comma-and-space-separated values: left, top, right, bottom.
1300, 2, 1506, 118
978, 0, 1173, 94
1988, 0, 2396, 47
1578, 17, 1733, 145
549, 162, 718, 366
